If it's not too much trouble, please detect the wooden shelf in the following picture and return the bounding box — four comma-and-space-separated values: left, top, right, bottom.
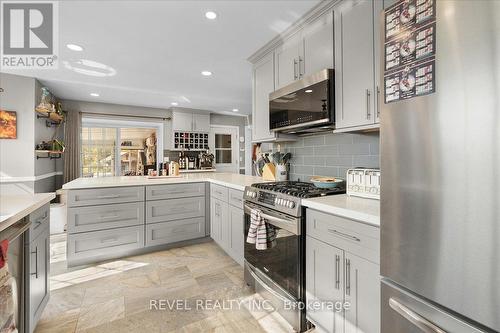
35, 108, 64, 125
35, 150, 64, 159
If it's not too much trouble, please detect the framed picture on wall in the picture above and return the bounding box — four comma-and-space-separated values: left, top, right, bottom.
0, 110, 17, 139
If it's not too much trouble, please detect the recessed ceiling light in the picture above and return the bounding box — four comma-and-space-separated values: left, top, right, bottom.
305, 89, 313, 93
90, 93, 99, 97
63, 59, 116, 77
232, 108, 239, 112
171, 102, 178, 106
201, 71, 212, 76
66, 43, 84, 51
205, 11, 217, 20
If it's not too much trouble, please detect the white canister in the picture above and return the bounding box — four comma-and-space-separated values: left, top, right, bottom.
275, 164, 288, 181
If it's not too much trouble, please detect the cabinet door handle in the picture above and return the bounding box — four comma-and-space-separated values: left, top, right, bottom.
328, 229, 361, 242
293, 58, 297, 80
99, 214, 119, 220
298, 56, 303, 78
366, 89, 371, 119
335, 255, 340, 290
376, 86, 381, 118
97, 194, 120, 199
345, 258, 351, 296
31, 246, 38, 278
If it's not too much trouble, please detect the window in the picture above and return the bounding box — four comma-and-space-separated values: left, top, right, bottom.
215, 134, 232, 164
81, 118, 163, 177
81, 127, 116, 177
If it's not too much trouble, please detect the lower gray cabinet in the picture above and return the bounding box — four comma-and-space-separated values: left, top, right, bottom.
306, 236, 344, 333
306, 208, 380, 333
146, 217, 205, 247
67, 226, 144, 266
228, 205, 244, 265
210, 187, 244, 266
26, 205, 50, 333
68, 202, 144, 233
147, 197, 205, 224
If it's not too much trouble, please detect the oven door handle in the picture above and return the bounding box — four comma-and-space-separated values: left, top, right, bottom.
244, 203, 299, 235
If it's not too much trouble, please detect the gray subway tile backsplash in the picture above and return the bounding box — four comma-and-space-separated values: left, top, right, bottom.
273, 132, 379, 180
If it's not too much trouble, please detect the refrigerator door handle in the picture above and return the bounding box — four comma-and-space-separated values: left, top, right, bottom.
389, 298, 448, 333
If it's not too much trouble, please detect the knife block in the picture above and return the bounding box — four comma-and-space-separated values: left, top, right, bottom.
262, 163, 276, 181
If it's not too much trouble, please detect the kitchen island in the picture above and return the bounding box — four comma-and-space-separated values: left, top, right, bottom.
62, 173, 265, 267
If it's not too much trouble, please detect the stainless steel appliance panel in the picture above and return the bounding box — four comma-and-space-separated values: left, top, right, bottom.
381, 279, 488, 333
381, 1, 500, 331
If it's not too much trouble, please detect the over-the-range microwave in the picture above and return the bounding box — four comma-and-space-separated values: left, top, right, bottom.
269, 69, 334, 134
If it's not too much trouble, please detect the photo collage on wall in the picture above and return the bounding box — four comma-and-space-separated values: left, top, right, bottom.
384, 0, 436, 103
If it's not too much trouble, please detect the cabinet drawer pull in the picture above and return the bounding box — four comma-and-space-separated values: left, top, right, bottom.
101, 237, 118, 243
97, 194, 120, 199
366, 89, 371, 119
328, 229, 361, 242
31, 247, 38, 278
345, 259, 351, 296
335, 255, 340, 290
99, 214, 120, 220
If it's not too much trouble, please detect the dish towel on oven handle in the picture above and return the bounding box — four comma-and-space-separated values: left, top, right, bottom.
0, 239, 18, 333
246, 209, 277, 250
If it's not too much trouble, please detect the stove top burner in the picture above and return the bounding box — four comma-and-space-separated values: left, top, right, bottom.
251, 181, 345, 198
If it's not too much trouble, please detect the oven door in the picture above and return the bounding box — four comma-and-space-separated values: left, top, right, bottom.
243, 202, 301, 300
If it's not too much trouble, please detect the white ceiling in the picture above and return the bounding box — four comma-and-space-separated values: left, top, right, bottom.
2, 0, 320, 115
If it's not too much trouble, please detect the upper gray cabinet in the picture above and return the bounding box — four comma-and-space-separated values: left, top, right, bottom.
172, 111, 210, 133
275, 11, 334, 90
275, 32, 303, 89
252, 52, 277, 143
334, 0, 378, 131
303, 11, 334, 76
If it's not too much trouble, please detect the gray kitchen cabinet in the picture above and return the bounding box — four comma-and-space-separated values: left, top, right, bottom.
172, 111, 195, 131
193, 113, 210, 132
146, 197, 205, 224
344, 252, 380, 333
67, 186, 144, 207
275, 32, 303, 89
172, 111, 210, 132
228, 205, 244, 265
252, 52, 276, 143
68, 202, 144, 233
306, 208, 380, 333
147, 183, 205, 201
210, 197, 226, 245
67, 225, 145, 266
334, 0, 381, 131
303, 10, 334, 76
146, 217, 205, 247
26, 204, 50, 333
306, 236, 344, 333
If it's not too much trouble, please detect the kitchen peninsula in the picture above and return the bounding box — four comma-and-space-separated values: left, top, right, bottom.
62, 173, 265, 267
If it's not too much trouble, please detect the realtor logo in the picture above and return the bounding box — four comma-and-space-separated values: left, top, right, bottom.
1, 1, 58, 68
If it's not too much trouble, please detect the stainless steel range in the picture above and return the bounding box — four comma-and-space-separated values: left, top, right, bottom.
243, 181, 345, 332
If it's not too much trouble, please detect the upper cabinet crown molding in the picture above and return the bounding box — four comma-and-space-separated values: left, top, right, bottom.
247, 0, 339, 64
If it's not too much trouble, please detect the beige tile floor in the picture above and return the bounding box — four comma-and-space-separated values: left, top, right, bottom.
35, 234, 296, 333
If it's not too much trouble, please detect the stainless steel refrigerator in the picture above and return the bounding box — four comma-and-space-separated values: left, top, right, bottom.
380, 0, 500, 332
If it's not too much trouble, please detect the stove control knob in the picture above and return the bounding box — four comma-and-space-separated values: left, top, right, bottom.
282, 199, 288, 207
288, 201, 296, 209
252, 192, 257, 198
279, 199, 284, 206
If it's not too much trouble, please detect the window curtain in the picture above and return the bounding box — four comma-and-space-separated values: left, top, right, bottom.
63, 111, 81, 183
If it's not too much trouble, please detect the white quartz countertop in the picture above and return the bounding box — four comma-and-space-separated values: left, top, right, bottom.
302, 194, 380, 227
0, 192, 55, 232
62, 173, 266, 192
